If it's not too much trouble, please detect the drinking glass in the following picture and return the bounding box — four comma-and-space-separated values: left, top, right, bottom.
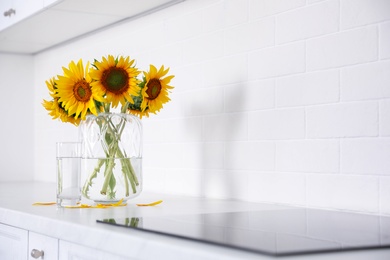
56, 142, 81, 207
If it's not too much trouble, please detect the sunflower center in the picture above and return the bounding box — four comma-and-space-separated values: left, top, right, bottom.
102, 68, 129, 94
73, 80, 92, 102
146, 79, 161, 100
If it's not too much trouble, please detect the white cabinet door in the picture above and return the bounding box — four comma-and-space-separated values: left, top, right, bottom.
0, 0, 44, 31
28, 232, 58, 260
59, 240, 133, 260
0, 0, 16, 31
0, 223, 28, 260
0, 0, 183, 54
11, 0, 44, 24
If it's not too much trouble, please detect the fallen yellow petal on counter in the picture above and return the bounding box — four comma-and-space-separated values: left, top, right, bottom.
32, 199, 128, 208
136, 200, 163, 206
32, 202, 56, 206
65, 199, 127, 209
33, 199, 163, 207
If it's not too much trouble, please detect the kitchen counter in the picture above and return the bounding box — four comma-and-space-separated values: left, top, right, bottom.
0, 182, 389, 259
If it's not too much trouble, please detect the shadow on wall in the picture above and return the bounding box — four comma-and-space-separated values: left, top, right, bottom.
188, 82, 248, 199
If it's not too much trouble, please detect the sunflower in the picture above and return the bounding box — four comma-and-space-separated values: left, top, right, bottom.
141, 65, 174, 114
42, 98, 81, 126
55, 59, 101, 120
45, 77, 57, 98
90, 55, 141, 108
128, 109, 150, 118
126, 81, 150, 118
128, 99, 151, 118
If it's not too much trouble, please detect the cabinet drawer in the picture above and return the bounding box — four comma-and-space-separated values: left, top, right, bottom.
28, 232, 58, 260
0, 223, 28, 260
59, 240, 131, 260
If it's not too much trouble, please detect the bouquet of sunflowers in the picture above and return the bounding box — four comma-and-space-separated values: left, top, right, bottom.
43, 55, 174, 202
43, 54, 174, 123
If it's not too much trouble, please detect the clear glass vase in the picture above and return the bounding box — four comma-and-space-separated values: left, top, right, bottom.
79, 113, 143, 203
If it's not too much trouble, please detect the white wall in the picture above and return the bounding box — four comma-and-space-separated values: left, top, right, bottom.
33, 0, 390, 215
0, 53, 34, 181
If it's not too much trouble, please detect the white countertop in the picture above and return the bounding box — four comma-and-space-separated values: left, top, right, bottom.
0, 182, 389, 260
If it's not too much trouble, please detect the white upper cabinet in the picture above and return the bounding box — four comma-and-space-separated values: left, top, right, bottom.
0, 0, 183, 54
0, 0, 44, 31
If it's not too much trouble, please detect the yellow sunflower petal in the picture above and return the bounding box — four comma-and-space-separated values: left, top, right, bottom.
136, 200, 163, 206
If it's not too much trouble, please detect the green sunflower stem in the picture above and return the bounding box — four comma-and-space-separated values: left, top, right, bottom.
100, 157, 116, 195
121, 158, 137, 196
121, 101, 130, 114
82, 158, 105, 198
117, 148, 139, 195
98, 116, 120, 194
104, 103, 111, 113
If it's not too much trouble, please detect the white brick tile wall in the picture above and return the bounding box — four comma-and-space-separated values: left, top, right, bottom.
129, 23, 168, 53
380, 177, 390, 215
174, 64, 205, 92
33, 0, 390, 214
182, 31, 224, 64
164, 169, 203, 196
225, 79, 275, 112
201, 3, 226, 33
142, 167, 168, 193
165, 10, 203, 42
276, 70, 339, 107
249, 0, 305, 19
276, 0, 339, 44
247, 172, 306, 205
181, 142, 225, 170
341, 60, 390, 101
248, 108, 305, 140
306, 26, 378, 70
143, 117, 202, 143
144, 143, 183, 168
380, 22, 390, 59
203, 170, 248, 200
225, 17, 275, 55
307, 174, 379, 213
201, 0, 248, 33
223, 0, 250, 26
249, 42, 305, 79
179, 87, 224, 116
306, 102, 378, 138
380, 100, 390, 136
276, 140, 339, 173
203, 113, 248, 141
203, 54, 247, 86
307, 0, 327, 3
150, 43, 183, 69
340, 0, 390, 29
0, 54, 34, 181
341, 138, 390, 175
225, 141, 275, 171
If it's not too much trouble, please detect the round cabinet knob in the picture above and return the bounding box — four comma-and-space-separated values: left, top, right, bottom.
30, 249, 44, 259
3, 8, 16, 17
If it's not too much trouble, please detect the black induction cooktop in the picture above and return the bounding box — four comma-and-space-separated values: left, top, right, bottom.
97, 208, 390, 256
